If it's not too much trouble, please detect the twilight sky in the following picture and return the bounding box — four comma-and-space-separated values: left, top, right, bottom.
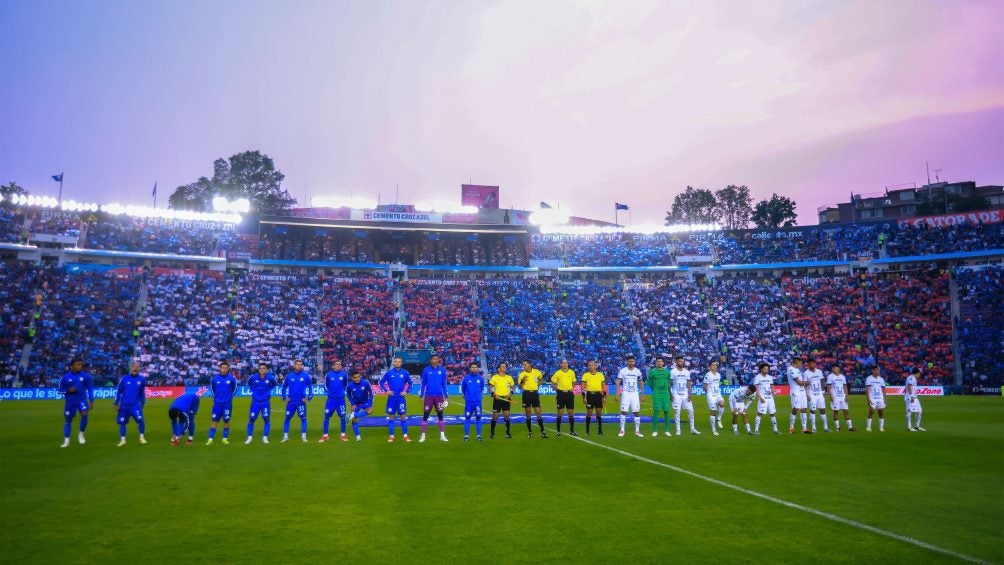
1, 0, 1002, 225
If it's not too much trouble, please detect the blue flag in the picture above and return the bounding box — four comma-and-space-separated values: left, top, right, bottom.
152, 182, 158, 197
52, 173, 63, 182
540, 201, 553, 209
615, 202, 629, 211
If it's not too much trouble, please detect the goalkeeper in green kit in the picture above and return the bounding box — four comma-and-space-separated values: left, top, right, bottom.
648, 356, 672, 436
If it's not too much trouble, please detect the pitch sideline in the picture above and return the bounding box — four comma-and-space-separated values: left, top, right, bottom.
556, 430, 989, 565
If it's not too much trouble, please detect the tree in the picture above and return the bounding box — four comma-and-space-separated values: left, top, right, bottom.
168, 150, 296, 215
665, 186, 717, 225
752, 193, 798, 228
1, 181, 28, 201
715, 184, 752, 230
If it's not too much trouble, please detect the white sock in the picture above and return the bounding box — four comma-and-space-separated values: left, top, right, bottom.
709, 415, 716, 429
620, 414, 626, 431
755, 415, 761, 432
687, 408, 695, 430
835, 418, 841, 431
789, 413, 796, 429
879, 418, 885, 430
676, 414, 681, 434
907, 413, 913, 428
745, 422, 751, 432
800, 412, 807, 429
634, 415, 640, 432
916, 413, 922, 427
846, 418, 853, 429
732, 423, 738, 432
770, 416, 778, 431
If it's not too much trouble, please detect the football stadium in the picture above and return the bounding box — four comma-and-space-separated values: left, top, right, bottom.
2, 2, 1003, 564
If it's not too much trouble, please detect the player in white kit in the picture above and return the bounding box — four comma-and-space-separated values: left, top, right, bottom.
904, 367, 925, 432
702, 360, 725, 436
803, 359, 829, 433
825, 364, 855, 431
786, 358, 810, 434
616, 355, 645, 437
670, 356, 699, 435
753, 362, 780, 435
864, 366, 886, 432
729, 384, 757, 434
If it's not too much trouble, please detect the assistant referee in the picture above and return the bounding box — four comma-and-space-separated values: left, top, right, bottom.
550, 359, 578, 436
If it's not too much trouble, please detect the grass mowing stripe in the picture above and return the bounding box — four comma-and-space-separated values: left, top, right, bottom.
554, 428, 992, 565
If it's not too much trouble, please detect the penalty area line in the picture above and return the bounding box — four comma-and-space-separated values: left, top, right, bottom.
555, 430, 989, 565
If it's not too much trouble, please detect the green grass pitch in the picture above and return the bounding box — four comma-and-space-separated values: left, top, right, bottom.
1, 395, 1001, 564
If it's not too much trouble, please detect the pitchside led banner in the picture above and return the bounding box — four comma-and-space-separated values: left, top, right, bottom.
461, 184, 499, 209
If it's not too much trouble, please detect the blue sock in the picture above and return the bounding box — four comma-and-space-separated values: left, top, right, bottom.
223, 428, 229, 439
79, 415, 88, 432
209, 427, 217, 439
388, 418, 396, 436
352, 422, 359, 436
64, 419, 71, 438
119, 424, 126, 437
283, 417, 291, 434
475, 417, 483, 436
247, 419, 255, 436
300, 418, 307, 434
138, 419, 145, 434
464, 416, 471, 436
400, 420, 408, 435
263, 418, 270, 436
339, 416, 346, 434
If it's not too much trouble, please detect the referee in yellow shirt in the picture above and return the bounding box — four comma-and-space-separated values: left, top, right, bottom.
488, 363, 515, 439
518, 360, 548, 439
581, 360, 607, 435
550, 359, 578, 436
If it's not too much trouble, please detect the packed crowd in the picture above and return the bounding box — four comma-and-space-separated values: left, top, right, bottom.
0, 263, 38, 378
85, 217, 228, 256
26, 212, 83, 238
134, 273, 236, 385
232, 274, 321, 376
705, 277, 793, 382
320, 277, 395, 376
631, 279, 718, 368
400, 281, 481, 380
784, 275, 875, 377
553, 281, 642, 378
886, 222, 1004, 257
956, 266, 1004, 386
0, 203, 28, 243
477, 279, 561, 371
24, 270, 141, 386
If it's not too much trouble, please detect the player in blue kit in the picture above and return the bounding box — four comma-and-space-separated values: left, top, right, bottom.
169, 393, 200, 446
420, 354, 450, 443
206, 361, 237, 445
246, 362, 278, 444
460, 361, 485, 442
347, 371, 374, 441
320, 359, 349, 443
59, 358, 94, 448
378, 356, 412, 443
281, 358, 314, 443
114, 361, 147, 446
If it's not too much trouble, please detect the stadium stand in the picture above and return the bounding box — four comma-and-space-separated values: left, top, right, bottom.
319, 277, 396, 377
887, 222, 1004, 257
956, 266, 1004, 386
630, 279, 719, 368
0, 263, 38, 381
554, 281, 642, 378
85, 216, 229, 256
705, 277, 792, 383
26, 211, 82, 239
232, 274, 321, 376
401, 280, 481, 380
478, 279, 561, 372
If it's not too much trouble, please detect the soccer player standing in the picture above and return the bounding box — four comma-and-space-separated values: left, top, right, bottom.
729, 384, 757, 434
550, 359, 577, 436
169, 393, 200, 445
647, 356, 672, 437
246, 362, 277, 444
825, 364, 854, 431
379, 356, 412, 443
787, 358, 810, 434
488, 362, 515, 439
670, 356, 699, 435
58, 358, 94, 448
803, 359, 829, 433
114, 361, 147, 446
581, 360, 607, 436
206, 361, 237, 445
905, 367, 925, 432
281, 358, 314, 442
518, 360, 547, 438
753, 362, 780, 435
320, 359, 349, 443
616, 355, 644, 437
420, 353, 450, 443
461, 361, 485, 442
864, 366, 887, 432
702, 360, 725, 436
346, 371, 374, 441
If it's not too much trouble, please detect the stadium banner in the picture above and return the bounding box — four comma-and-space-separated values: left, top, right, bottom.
145, 387, 186, 399
461, 184, 500, 209
897, 209, 1002, 228
883, 386, 944, 396
965, 385, 1002, 395
350, 210, 442, 223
